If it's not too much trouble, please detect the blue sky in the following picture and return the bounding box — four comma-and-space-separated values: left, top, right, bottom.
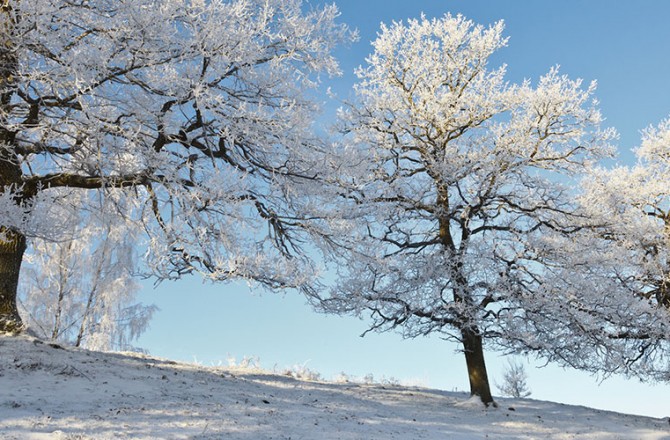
138, 1, 670, 418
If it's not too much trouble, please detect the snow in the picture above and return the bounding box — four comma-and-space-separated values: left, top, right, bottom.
1, 334, 668, 439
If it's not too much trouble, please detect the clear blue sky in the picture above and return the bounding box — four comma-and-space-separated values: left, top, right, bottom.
138, 0, 670, 418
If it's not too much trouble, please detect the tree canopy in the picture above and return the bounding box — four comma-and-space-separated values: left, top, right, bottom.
0, 0, 351, 332
513, 118, 670, 382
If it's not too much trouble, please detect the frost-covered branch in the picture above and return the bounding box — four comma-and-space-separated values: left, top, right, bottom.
0, 0, 353, 333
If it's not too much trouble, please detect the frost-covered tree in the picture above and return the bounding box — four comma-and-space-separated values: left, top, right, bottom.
308, 15, 614, 406
496, 359, 531, 399
0, 0, 350, 333
509, 119, 670, 382
18, 193, 157, 351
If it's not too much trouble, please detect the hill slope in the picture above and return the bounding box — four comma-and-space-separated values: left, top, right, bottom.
0, 334, 668, 439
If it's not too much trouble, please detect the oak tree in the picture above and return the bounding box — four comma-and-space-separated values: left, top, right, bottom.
309, 14, 613, 405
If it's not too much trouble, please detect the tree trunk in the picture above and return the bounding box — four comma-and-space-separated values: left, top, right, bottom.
435, 185, 496, 405
0, 2, 25, 334
0, 227, 26, 333
461, 325, 496, 407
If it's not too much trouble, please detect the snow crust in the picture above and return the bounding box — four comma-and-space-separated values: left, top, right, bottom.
0, 334, 668, 439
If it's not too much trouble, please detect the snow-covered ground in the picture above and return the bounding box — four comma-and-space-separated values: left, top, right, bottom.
1, 334, 668, 440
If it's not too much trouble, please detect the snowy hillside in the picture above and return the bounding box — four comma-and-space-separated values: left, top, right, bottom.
0, 334, 668, 440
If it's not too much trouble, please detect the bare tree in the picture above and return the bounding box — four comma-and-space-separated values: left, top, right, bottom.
496, 359, 531, 399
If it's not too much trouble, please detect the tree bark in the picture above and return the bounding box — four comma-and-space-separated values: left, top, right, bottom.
461, 325, 496, 407
0, 227, 26, 333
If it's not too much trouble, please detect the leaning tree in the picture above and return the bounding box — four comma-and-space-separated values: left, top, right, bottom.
0, 0, 350, 333
306, 14, 614, 405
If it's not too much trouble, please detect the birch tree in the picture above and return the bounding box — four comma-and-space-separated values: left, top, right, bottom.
309, 15, 614, 406
0, 0, 350, 333
18, 194, 157, 351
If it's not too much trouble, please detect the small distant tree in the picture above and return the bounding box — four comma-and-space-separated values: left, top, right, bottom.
18, 194, 157, 351
496, 359, 531, 399
307, 14, 613, 406
0, 0, 351, 333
